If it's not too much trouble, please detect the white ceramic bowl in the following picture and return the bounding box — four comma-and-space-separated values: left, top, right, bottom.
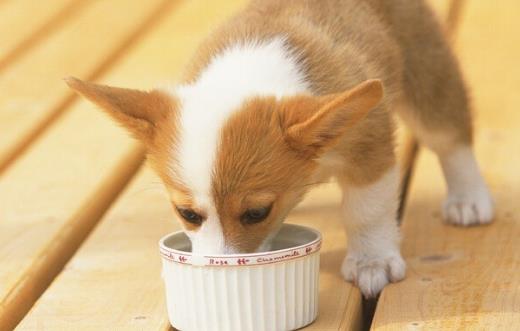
159, 223, 322, 331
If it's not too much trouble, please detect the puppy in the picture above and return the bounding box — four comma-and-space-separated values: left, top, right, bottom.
67, 0, 493, 297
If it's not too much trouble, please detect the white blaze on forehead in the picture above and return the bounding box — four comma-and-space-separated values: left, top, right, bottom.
185, 203, 226, 254
175, 38, 309, 198
170, 37, 309, 252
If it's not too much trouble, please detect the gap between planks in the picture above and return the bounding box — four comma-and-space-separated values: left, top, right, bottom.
372, 0, 520, 328
0, 1, 182, 329
11, 2, 263, 329
12, 1, 362, 330
0, 0, 88, 73
362, 0, 466, 329
3, 0, 459, 330
0, 0, 177, 176
0, 145, 145, 331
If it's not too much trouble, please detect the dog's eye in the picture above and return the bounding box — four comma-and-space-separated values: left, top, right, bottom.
176, 207, 203, 225
241, 206, 272, 225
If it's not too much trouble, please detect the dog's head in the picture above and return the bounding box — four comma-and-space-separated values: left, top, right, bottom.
66, 77, 382, 254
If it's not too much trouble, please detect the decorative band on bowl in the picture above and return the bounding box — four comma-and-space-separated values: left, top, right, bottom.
159, 225, 322, 267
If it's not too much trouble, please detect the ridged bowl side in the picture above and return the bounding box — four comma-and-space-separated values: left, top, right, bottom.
162, 252, 320, 331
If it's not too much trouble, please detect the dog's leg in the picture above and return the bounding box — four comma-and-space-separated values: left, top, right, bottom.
390, 0, 494, 226
439, 145, 493, 225
397, 68, 494, 226
339, 165, 405, 298
400, 89, 494, 225
415, 129, 494, 226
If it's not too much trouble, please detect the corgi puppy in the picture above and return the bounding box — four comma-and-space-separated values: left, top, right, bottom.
66, 0, 494, 297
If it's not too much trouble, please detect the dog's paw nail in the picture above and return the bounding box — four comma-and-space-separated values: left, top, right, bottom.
341, 253, 406, 298
443, 190, 494, 226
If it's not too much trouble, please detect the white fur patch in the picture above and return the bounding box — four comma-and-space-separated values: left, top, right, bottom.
185, 204, 226, 255
339, 166, 406, 298
439, 146, 494, 225
395, 105, 494, 225
170, 38, 309, 253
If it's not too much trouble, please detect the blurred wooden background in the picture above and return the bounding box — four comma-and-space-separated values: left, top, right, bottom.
0, 0, 518, 330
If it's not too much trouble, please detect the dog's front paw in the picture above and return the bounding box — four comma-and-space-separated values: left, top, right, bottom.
341, 252, 406, 298
443, 186, 494, 226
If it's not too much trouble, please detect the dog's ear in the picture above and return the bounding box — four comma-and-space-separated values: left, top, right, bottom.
65, 77, 176, 144
279, 79, 383, 156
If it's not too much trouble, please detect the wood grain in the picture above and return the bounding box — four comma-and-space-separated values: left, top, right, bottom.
0, 0, 79, 67
0, 0, 169, 173
13, 0, 252, 330
15, 1, 365, 330
0, 1, 177, 329
14, 168, 176, 330
372, 1, 520, 329
6, 0, 475, 330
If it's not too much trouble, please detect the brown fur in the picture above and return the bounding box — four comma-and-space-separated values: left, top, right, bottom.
211, 80, 384, 251
67, 0, 472, 253
185, 0, 470, 251
283, 80, 383, 156
64, 77, 176, 143
182, 0, 470, 178
65, 77, 204, 231
213, 97, 315, 251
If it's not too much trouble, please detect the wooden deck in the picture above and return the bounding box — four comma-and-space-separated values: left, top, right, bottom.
0, 0, 518, 330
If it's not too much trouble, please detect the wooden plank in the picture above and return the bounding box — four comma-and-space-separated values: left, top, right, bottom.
0, 0, 170, 174
0, 1, 179, 329
15, 1, 452, 330
0, 101, 145, 331
14, 168, 177, 330
14, 1, 364, 330
0, 0, 82, 71
372, 1, 520, 329
15, 175, 362, 330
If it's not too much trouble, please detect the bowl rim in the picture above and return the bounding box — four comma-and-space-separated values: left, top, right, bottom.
158, 223, 322, 266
